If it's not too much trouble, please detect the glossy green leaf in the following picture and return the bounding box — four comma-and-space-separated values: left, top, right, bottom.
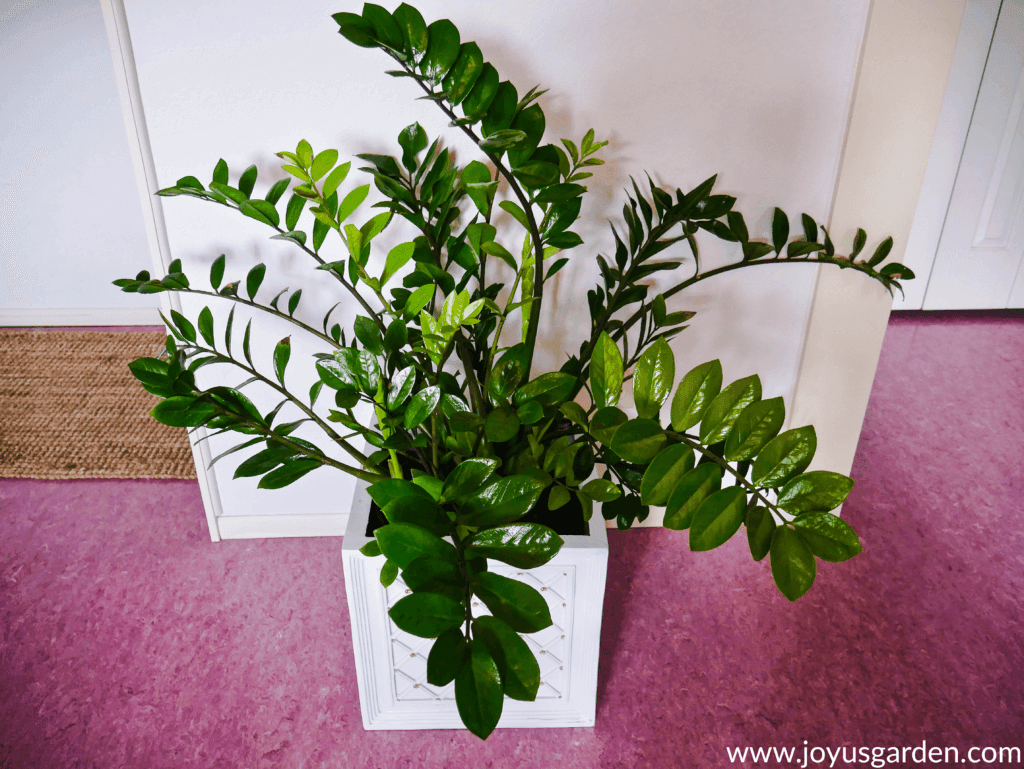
516, 399, 544, 425
441, 42, 484, 105
404, 283, 435, 318
663, 463, 722, 530
243, 200, 279, 227
197, 306, 215, 347
375, 522, 458, 570
353, 316, 383, 355
866, 236, 893, 266
427, 627, 469, 686
212, 158, 228, 186
484, 406, 520, 443
382, 495, 450, 536
441, 458, 498, 503
394, 3, 429, 57
455, 640, 504, 740
387, 366, 416, 409
368, 478, 433, 509
547, 485, 570, 510
850, 228, 867, 258
245, 263, 266, 300
479, 129, 528, 153
474, 616, 539, 701
420, 19, 460, 82
337, 184, 370, 224
698, 375, 761, 444
404, 385, 441, 429
389, 592, 464, 638
150, 397, 214, 428
238, 165, 257, 198
412, 473, 444, 502
273, 336, 290, 384
590, 332, 623, 409
746, 505, 775, 562
383, 317, 408, 351
639, 444, 695, 506
689, 486, 747, 551
465, 523, 563, 568
359, 540, 382, 557
310, 149, 338, 181
589, 406, 627, 445
461, 160, 495, 216
400, 556, 463, 598
380, 558, 399, 586
321, 161, 351, 200
792, 513, 862, 562
210, 254, 225, 290
461, 62, 499, 118
670, 360, 723, 431
481, 81, 518, 136
512, 372, 574, 407
771, 526, 816, 601
724, 397, 785, 462
776, 471, 854, 514
633, 338, 675, 419
609, 418, 666, 464
257, 458, 321, 489
508, 104, 545, 168
750, 426, 817, 488
473, 572, 552, 633
458, 475, 546, 527
334, 347, 380, 394
772, 207, 789, 254
580, 478, 620, 503
398, 122, 428, 172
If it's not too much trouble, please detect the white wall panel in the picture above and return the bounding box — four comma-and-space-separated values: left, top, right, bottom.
0, 0, 157, 315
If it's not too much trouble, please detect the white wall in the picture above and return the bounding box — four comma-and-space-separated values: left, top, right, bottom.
0, 0, 158, 322
121, 0, 871, 524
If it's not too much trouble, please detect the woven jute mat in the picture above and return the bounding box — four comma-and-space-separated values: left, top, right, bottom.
0, 329, 197, 479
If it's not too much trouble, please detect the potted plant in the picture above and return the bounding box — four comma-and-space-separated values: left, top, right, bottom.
116, 3, 914, 740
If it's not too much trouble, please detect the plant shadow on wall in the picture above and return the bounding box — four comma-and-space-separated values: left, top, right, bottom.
115, 3, 915, 740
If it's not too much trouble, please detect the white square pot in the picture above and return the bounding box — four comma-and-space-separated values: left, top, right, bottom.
341, 480, 609, 730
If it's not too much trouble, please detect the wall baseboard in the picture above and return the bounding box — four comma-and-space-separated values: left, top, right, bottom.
0, 307, 163, 327
216, 513, 351, 540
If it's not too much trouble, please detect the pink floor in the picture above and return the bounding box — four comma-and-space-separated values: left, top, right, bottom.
1, 312, 1022, 768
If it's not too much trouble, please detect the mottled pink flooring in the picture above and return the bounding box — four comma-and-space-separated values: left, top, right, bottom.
1, 312, 1021, 768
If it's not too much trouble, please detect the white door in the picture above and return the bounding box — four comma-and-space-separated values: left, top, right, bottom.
926, 0, 1024, 309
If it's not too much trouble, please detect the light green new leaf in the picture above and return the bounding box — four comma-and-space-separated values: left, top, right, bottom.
590, 332, 623, 409
382, 241, 415, 285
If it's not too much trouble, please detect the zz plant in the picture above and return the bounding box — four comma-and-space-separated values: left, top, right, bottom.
117, 4, 915, 739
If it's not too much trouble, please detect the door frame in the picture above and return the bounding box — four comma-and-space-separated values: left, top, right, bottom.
101, 0, 964, 539
896, 0, 1002, 310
